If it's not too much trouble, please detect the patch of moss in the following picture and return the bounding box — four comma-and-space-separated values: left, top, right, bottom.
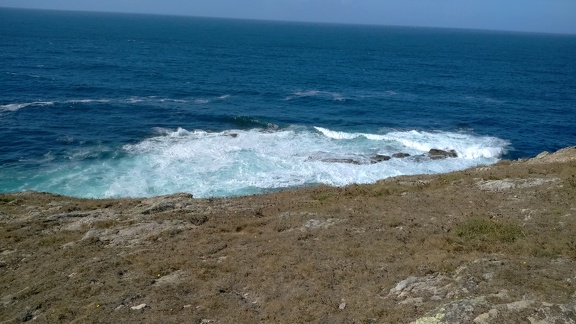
455, 219, 524, 243
311, 193, 333, 201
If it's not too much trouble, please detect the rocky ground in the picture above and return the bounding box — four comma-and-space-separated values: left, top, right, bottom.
1, 147, 575, 323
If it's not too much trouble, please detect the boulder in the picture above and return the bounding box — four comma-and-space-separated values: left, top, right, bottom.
428, 149, 458, 160
370, 155, 391, 163
320, 158, 362, 165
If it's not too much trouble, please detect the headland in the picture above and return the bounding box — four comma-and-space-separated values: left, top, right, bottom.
1, 147, 575, 323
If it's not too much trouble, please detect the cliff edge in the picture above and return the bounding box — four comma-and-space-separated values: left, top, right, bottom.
1, 147, 575, 323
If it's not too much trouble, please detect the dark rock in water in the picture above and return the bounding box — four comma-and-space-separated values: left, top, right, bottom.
313, 153, 399, 165
370, 155, 391, 163
428, 149, 458, 160
392, 153, 410, 158
321, 158, 362, 165
226, 133, 238, 138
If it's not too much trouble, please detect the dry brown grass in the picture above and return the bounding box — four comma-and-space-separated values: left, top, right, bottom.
1, 149, 575, 323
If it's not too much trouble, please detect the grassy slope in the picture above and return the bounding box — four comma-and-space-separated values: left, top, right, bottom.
0, 147, 575, 323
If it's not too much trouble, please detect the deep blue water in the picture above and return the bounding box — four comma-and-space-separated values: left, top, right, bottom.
1, 8, 575, 198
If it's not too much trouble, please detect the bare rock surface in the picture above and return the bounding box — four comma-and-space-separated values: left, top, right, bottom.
1, 147, 575, 323
428, 149, 458, 159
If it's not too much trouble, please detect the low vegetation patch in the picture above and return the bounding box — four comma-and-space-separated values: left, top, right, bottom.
455, 219, 524, 244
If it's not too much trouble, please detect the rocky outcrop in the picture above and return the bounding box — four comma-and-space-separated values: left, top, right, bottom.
386, 257, 576, 323
428, 149, 458, 159
392, 152, 411, 158
525, 146, 576, 164
370, 154, 392, 163
311, 150, 444, 165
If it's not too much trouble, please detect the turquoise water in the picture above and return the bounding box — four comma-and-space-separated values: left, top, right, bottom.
1, 8, 575, 198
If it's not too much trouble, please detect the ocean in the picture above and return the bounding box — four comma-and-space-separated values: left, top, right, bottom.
1, 8, 575, 198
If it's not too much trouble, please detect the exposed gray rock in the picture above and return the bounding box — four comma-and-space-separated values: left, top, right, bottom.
154, 270, 186, 286
131, 303, 148, 310
396, 257, 576, 323
477, 178, 560, 191
82, 220, 196, 246
428, 149, 458, 160
320, 158, 362, 165
308, 152, 411, 164
526, 146, 576, 164
386, 273, 454, 302
412, 299, 488, 324
506, 299, 534, 311
302, 218, 344, 230
370, 154, 391, 163
142, 202, 176, 215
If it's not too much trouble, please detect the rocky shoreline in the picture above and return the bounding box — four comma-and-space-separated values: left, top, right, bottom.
309, 148, 458, 165
1, 147, 575, 323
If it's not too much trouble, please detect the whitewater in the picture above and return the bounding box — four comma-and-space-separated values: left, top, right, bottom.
0, 123, 507, 198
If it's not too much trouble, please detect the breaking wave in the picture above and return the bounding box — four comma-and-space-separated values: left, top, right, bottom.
0, 126, 509, 198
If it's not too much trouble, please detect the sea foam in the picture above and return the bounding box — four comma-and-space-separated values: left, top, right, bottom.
0, 101, 54, 111
9, 126, 508, 198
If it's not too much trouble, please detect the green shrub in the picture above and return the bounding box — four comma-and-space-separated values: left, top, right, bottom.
455, 219, 524, 243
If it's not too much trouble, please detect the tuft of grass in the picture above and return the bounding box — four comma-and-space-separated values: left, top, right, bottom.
311, 193, 333, 201
38, 232, 80, 247
568, 175, 576, 188
455, 219, 524, 244
92, 220, 118, 229
372, 188, 392, 196
435, 173, 463, 185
